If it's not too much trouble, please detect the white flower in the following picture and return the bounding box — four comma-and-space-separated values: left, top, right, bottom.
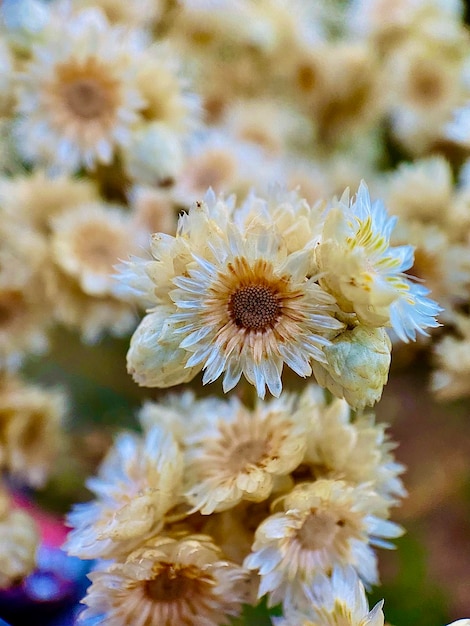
183, 393, 307, 513
317, 181, 441, 341
244, 479, 403, 606
122, 191, 343, 398
14, 7, 145, 173
65, 425, 183, 560
79, 534, 249, 626
273, 566, 385, 626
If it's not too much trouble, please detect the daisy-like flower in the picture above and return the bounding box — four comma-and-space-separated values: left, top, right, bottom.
0, 374, 67, 488
122, 191, 343, 398
79, 534, 249, 626
171, 224, 342, 399
184, 393, 307, 514
15, 6, 145, 173
293, 385, 406, 511
0, 284, 51, 371
273, 566, 385, 626
0, 487, 39, 589
432, 314, 470, 401
50, 201, 140, 297
316, 181, 441, 342
65, 425, 183, 560
244, 479, 403, 606
0, 170, 99, 235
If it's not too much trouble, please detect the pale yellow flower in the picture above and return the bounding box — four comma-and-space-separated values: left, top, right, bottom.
293, 385, 406, 512
311, 325, 392, 410
273, 566, 385, 626
244, 479, 403, 606
15, 7, 145, 173
79, 534, 249, 626
317, 182, 441, 341
50, 201, 139, 297
0, 374, 66, 487
184, 394, 307, 513
0, 170, 98, 235
65, 425, 183, 560
121, 191, 343, 398
0, 488, 39, 589
432, 314, 470, 401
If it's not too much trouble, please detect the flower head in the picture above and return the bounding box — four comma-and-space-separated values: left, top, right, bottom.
79, 534, 249, 626
184, 393, 307, 513
293, 385, 406, 512
273, 566, 385, 626
244, 479, 403, 606
317, 182, 441, 341
0, 488, 39, 589
15, 7, 145, 173
65, 425, 183, 560
122, 191, 343, 398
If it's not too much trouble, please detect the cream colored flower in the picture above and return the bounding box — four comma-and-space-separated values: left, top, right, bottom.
44, 260, 137, 344
50, 201, 139, 297
223, 97, 313, 156
126, 308, 203, 388
293, 385, 406, 512
170, 233, 340, 398
123, 121, 184, 186
432, 314, 470, 401
317, 182, 441, 342
0, 284, 51, 371
65, 425, 183, 560
128, 185, 177, 245
273, 566, 385, 626
172, 128, 282, 208
80, 534, 249, 626
15, 7, 145, 173
0, 215, 47, 291
0, 374, 66, 487
79, 0, 164, 28
392, 221, 470, 322
311, 325, 392, 410
385, 156, 453, 225
0, 488, 39, 589
0, 170, 98, 235
184, 394, 307, 513
386, 39, 467, 154
122, 191, 343, 397
244, 479, 403, 606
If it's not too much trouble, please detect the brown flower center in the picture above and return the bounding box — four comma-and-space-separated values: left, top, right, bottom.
72, 223, 125, 271
56, 58, 119, 122
297, 509, 345, 551
228, 439, 267, 473
0, 291, 25, 328
229, 284, 280, 330
62, 78, 112, 120
145, 568, 193, 602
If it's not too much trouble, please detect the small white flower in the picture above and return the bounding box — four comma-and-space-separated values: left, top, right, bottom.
317, 181, 442, 341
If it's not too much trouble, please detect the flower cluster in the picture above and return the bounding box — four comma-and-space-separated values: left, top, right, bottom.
66, 386, 404, 623
120, 183, 439, 406
0, 0, 469, 625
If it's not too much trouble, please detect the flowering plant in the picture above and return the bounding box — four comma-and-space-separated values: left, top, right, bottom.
1, 1, 470, 625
